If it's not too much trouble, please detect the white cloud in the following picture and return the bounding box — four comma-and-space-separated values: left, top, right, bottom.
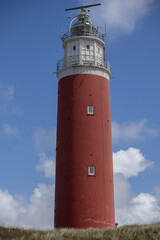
114, 173, 132, 209
0, 189, 20, 226
3, 124, 20, 137
0, 81, 22, 115
0, 81, 14, 113
154, 186, 160, 202
113, 147, 152, 178
113, 147, 160, 226
112, 119, 159, 143
36, 152, 55, 178
131, 193, 160, 222
116, 192, 160, 225
18, 184, 54, 229
0, 184, 54, 230
33, 128, 56, 151
79, 0, 155, 36
0, 81, 14, 105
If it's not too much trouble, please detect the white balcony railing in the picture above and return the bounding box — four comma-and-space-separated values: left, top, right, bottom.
57, 55, 110, 72
61, 31, 105, 42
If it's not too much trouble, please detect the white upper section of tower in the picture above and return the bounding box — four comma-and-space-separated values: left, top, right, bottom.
57, 8, 111, 80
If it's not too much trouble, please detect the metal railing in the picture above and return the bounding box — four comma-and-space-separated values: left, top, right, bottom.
104, 59, 110, 72
57, 55, 110, 72
61, 31, 105, 42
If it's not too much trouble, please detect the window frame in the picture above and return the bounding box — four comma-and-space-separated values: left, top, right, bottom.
88, 166, 95, 176
87, 105, 94, 115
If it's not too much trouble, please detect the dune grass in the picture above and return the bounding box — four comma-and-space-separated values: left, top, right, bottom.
0, 222, 160, 240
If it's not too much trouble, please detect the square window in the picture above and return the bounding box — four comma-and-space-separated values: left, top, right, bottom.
88, 166, 95, 176
87, 105, 94, 115
73, 46, 76, 50
87, 45, 90, 49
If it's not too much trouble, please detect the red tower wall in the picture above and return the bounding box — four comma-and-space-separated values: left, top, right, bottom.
55, 73, 115, 228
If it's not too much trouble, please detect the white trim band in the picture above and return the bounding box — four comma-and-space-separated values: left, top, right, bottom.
57, 66, 110, 80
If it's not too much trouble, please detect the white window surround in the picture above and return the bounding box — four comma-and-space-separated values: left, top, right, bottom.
87, 105, 94, 115
88, 166, 95, 176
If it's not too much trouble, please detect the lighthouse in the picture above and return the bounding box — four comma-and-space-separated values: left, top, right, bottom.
55, 4, 115, 228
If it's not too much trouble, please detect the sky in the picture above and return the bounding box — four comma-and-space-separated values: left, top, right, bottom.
0, 0, 160, 230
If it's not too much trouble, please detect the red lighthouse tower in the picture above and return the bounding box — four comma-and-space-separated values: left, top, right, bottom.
55, 4, 115, 228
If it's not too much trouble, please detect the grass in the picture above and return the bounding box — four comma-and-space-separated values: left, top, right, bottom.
0, 222, 160, 240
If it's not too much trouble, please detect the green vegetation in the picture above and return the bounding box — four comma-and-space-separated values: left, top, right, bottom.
0, 222, 160, 240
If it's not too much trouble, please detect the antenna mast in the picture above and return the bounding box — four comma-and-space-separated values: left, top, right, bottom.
65, 3, 101, 11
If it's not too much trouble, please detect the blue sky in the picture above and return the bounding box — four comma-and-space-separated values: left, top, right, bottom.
0, 0, 160, 229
